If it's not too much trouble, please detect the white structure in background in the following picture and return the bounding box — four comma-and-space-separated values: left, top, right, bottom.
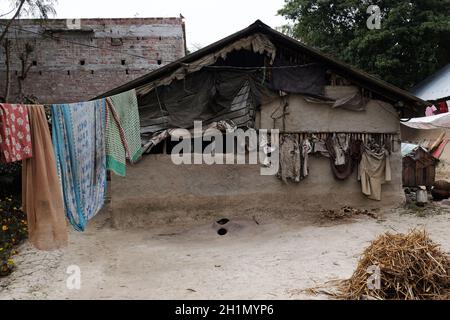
412, 63, 450, 116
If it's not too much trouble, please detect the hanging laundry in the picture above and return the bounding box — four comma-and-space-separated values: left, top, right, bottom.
301, 139, 312, 177
331, 133, 349, 166
106, 89, 143, 176
425, 105, 438, 117
51, 99, 107, 231
278, 134, 300, 183
22, 105, 68, 250
437, 101, 449, 114
260, 133, 276, 167
0, 103, 32, 163
310, 135, 329, 157
326, 135, 362, 180
358, 141, 391, 201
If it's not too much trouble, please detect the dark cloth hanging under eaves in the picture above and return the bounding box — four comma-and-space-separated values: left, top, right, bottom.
138, 69, 273, 133
270, 57, 328, 97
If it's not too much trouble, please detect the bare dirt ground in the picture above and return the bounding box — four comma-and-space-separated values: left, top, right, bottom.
1, 203, 449, 300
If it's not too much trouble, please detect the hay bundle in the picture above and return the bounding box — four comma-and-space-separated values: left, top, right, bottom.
337, 229, 450, 300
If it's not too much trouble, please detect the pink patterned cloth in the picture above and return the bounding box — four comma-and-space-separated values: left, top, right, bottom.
425, 105, 437, 117
0, 103, 33, 163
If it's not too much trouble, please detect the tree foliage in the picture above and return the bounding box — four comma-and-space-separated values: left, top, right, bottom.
278, 0, 450, 89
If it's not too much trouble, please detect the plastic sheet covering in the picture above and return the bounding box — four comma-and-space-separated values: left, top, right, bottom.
401, 143, 419, 156
401, 112, 450, 130
270, 57, 327, 97
138, 69, 276, 134
304, 85, 370, 111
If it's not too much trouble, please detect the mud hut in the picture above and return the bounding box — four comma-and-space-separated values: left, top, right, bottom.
96, 20, 427, 227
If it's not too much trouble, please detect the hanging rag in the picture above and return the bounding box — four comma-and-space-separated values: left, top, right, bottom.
22, 105, 68, 250
51, 99, 107, 231
310, 135, 330, 157
332, 133, 349, 166
358, 142, 391, 201
0, 103, 33, 163
278, 134, 301, 183
106, 89, 143, 176
301, 139, 312, 177
260, 133, 276, 167
425, 105, 438, 117
325, 135, 362, 180
437, 101, 448, 114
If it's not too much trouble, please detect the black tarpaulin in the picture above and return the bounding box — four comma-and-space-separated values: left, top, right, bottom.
138, 69, 275, 133
270, 57, 328, 97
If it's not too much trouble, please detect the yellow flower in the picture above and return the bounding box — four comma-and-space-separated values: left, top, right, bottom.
7, 259, 14, 265
2, 225, 8, 231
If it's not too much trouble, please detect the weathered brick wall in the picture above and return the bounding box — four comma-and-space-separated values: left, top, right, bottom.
0, 18, 186, 103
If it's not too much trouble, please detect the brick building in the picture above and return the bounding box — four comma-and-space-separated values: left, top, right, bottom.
0, 18, 186, 103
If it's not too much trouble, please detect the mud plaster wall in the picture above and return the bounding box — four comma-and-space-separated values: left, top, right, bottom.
110, 94, 404, 228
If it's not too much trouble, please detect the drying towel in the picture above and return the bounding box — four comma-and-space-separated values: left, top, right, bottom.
106, 89, 142, 176
22, 105, 68, 250
51, 99, 107, 231
358, 144, 391, 201
0, 103, 32, 163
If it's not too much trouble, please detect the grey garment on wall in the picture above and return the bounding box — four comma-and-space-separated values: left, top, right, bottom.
278, 134, 301, 183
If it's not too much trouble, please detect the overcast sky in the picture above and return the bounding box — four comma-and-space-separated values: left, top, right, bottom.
3, 0, 288, 51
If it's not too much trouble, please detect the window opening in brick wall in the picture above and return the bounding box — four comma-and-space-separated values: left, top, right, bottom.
111, 38, 123, 46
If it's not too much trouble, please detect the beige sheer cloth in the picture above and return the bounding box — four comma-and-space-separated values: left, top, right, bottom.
22, 105, 68, 250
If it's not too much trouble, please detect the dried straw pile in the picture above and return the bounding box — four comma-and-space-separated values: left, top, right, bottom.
337, 229, 450, 300
320, 206, 378, 221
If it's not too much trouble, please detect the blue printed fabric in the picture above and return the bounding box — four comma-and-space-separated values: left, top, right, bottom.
51, 99, 107, 231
